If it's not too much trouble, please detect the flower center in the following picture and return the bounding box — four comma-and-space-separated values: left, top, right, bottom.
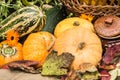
11, 36, 14, 40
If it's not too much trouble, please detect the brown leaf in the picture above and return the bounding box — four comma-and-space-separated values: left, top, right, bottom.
2, 60, 40, 73
65, 70, 81, 80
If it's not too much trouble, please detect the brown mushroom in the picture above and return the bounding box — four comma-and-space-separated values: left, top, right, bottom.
94, 15, 120, 39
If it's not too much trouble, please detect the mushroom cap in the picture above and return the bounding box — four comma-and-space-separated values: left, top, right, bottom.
94, 15, 120, 39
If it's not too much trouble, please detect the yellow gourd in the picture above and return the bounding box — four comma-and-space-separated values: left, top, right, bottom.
54, 17, 94, 38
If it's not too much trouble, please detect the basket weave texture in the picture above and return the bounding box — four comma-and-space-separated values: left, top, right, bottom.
61, 0, 120, 16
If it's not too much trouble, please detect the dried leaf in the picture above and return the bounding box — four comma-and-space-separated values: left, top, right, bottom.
78, 63, 98, 73
81, 71, 100, 80
65, 70, 81, 80
41, 51, 74, 76
2, 60, 40, 73
109, 69, 118, 80
100, 70, 111, 80
102, 44, 120, 65
65, 70, 100, 80
99, 64, 116, 70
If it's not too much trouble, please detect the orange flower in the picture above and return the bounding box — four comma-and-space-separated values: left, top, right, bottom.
80, 14, 94, 22
6, 30, 20, 46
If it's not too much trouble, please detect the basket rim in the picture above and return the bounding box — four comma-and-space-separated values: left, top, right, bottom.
61, 0, 120, 16
60, 0, 120, 6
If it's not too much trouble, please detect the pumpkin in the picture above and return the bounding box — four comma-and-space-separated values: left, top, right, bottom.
54, 17, 94, 38
53, 27, 102, 70
0, 30, 23, 67
23, 31, 55, 66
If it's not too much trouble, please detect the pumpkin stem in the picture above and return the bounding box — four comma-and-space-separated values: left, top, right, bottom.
73, 21, 80, 26
1, 44, 16, 57
78, 42, 85, 50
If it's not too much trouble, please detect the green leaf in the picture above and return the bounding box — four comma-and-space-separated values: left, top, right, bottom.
3, 7, 9, 17
41, 51, 74, 76
109, 69, 118, 80
108, 64, 120, 80
81, 71, 100, 80
0, 0, 24, 22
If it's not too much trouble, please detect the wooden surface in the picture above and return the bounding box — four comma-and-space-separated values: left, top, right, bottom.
0, 69, 60, 80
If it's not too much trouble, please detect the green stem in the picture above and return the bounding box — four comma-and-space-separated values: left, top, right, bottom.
21, 0, 34, 6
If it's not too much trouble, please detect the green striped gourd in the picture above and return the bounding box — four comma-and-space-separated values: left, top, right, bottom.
0, 6, 46, 40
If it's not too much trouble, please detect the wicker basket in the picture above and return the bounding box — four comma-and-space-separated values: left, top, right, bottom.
60, 0, 120, 17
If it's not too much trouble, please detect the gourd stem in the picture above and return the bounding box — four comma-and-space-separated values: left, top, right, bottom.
78, 42, 85, 50
73, 21, 80, 26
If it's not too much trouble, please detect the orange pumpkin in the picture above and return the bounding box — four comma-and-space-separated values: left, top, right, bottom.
53, 27, 102, 70
54, 17, 94, 38
0, 30, 23, 67
23, 31, 55, 66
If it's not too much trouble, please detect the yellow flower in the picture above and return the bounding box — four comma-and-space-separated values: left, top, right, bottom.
6, 30, 20, 46
83, 0, 103, 5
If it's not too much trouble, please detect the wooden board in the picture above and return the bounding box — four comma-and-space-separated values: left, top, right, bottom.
0, 69, 60, 80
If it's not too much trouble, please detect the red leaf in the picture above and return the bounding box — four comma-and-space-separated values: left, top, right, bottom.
102, 44, 120, 64
100, 70, 111, 80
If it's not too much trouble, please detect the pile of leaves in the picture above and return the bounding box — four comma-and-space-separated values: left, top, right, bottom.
1, 50, 74, 78
99, 39, 120, 80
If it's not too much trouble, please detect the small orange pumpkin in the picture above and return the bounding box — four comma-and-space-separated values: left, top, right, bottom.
23, 31, 55, 66
0, 30, 23, 67
53, 27, 102, 70
54, 17, 94, 38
